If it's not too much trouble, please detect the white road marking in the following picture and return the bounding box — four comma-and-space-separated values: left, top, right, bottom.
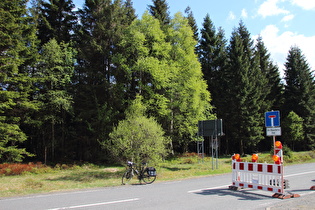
187, 185, 229, 193
47, 198, 140, 210
284, 170, 315, 177
187, 170, 315, 193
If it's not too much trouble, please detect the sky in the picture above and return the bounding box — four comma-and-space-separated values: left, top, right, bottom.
73, 0, 315, 78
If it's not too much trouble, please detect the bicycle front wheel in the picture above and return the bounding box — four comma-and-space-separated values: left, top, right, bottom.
142, 173, 156, 184
122, 170, 133, 185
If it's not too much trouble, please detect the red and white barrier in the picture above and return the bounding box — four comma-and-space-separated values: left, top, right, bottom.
231, 160, 284, 194
229, 141, 300, 198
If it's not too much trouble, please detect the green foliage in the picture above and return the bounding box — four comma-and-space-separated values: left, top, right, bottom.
184, 6, 199, 43
148, 0, 170, 26
1, 0, 315, 164
283, 46, 315, 150
32, 38, 76, 161
115, 12, 212, 153
219, 22, 266, 154
107, 96, 170, 164
0, 0, 39, 162
36, 0, 77, 45
255, 36, 283, 111
282, 111, 304, 151
71, 0, 137, 162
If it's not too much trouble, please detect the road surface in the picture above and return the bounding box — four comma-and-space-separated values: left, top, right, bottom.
1, 162, 314, 210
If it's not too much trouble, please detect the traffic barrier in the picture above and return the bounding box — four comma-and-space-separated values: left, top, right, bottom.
230, 160, 284, 194
229, 149, 300, 199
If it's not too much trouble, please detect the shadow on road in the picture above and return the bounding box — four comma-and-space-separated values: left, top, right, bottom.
194, 188, 273, 200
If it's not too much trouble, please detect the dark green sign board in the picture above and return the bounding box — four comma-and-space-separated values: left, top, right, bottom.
198, 119, 223, 136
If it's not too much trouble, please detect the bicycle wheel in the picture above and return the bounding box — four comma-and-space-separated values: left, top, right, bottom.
142, 170, 156, 184
122, 170, 133, 185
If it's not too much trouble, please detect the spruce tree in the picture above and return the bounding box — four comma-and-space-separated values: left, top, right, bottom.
0, 0, 38, 162
72, 0, 136, 161
198, 14, 227, 116
36, 0, 77, 45
184, 6, 199, 43
283, 46, 315, 150
148, 0, 170, 27
222, 22, 266, 154
255, 36, 283, 111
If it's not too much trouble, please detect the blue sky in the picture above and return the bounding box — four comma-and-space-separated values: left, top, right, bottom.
73, 0, 315, 76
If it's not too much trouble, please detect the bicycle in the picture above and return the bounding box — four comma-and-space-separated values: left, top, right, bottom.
122, 161, 157, 185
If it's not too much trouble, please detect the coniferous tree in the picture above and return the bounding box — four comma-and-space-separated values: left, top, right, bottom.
255, 36, 283, 111
283, 46, 315, 150
36, 0, 77, 45
222, 22, 266, 154
0, 0, 39, 162
73, 0, 136, 161
148, 0, 170, 27
184, 6, 199, 43
254, 36, 283, 151
198, 15, 227, 116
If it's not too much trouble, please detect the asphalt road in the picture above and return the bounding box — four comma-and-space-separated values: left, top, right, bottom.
1, 162, 315, 210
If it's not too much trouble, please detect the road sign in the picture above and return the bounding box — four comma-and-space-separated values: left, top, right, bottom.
266, 127, 281, 136
265, 111, 280, 127
198, 119, 223, 136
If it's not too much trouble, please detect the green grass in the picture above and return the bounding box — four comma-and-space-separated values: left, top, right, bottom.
0, 151, 314, 198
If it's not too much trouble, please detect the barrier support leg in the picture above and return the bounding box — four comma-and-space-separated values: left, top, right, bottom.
228, 185, 242, 191
272, 193, 300, 199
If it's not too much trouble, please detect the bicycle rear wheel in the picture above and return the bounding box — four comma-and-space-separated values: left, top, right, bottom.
142, 172, 156, 184
122, 170, 133, 185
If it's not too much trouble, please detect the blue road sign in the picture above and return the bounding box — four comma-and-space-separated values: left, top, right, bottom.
265, 111, 280, 127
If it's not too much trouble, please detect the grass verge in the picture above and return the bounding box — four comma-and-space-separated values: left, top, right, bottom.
0, 151, 314, 198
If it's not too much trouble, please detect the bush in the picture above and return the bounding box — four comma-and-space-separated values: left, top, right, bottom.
0, 162, 48, 176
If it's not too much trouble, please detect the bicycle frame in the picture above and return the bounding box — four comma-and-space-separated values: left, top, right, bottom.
122, 161, 156, 185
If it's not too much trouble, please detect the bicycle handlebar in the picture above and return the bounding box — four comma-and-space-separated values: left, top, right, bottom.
126, 161, 147, 167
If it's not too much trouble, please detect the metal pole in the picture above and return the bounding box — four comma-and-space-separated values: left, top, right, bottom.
273, 135, 276, 156
216, 137, 218, 169
211, 135, 214, 170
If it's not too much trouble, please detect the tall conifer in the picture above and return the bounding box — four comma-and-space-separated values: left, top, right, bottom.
222, 22, 265, 154
36, 0, 77, 45
283, 46, 315, 150
0, 0, 38, 162
148, 0, 170, 26
198, 15, 227, 116
255, 36, 283, 111
184, 6, 199, 43
72, 0, 136, 161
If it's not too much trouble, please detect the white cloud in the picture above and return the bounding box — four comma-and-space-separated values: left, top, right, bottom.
241, 9, 248, 19
281, 14, 294, 22
228, 11, 236, 20
291, 0, 315, 10
258, 0, 290, 18
255, 25, 315, 77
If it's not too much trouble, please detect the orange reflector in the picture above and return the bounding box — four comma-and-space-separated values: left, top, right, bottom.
234, 154, 240, 161
273, 155, 280, 162
252, 154, 258, 162
275, 141, 282, 149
